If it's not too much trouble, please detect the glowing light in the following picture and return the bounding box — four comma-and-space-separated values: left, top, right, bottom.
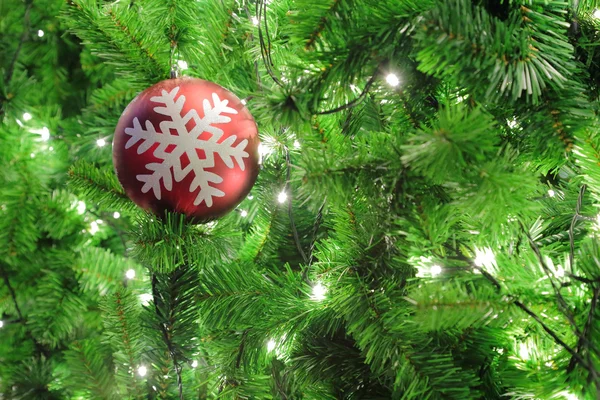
548, 189, 555, 197
16, 119, 23, 127
137, 365, 147, 377
474, 247, 496, 268
90, 221, 100, 235
555, 265, 565, 278
385, 73, 400, 87
49, 146, 54, 151
22, 112, 32, 121
241, 99, 247, 105
267, 339, 276, 352
37, 30, 44, 37
507, 118, 518, 129
125, 269, 136, 280
311, 282, 327, 301
293, 140, 301, 149
177, 60, 188, 70
96, 138, 107, 147
251, 16, 259, 25
0, 320, 3, 328
113, 211, 120, 219
191, 360, 198, 368
564, 393, 579, 400
594, 9, 600, 19
518, 342, 531, 360
140, 293, 153, 305
30, 153, 35, 158
38, 127, 50, 141
247, 194, 254, 200
277, 191, 287, 203
240, 210, 248, 217
430, 265, 442, 277
76, 201, 86, 215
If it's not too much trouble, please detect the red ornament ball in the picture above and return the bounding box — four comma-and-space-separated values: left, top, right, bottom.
113, 77, 260, 220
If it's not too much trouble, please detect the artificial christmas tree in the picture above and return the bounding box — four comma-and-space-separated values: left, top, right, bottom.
2, 0, 600, 399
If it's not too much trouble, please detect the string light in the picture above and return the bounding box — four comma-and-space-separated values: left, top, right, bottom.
137, 365, 147, 377
76, 201, 86, 215
293, 140, 301, 149
251, 16, 259, 25
139, 293, 153, 305
240, 210, 248, 217
96, 138, 107, 147
30, 153, 35, 158
125, 269, 136, 280
311, 282, 327, 301
474, 247, 496, 268
90, 221, 100, 235
0, 320, 3, 328
277, 191, 287, 203
247, 194, 254, 200
518, 342, 531, 360
22, 112, 32, 121
258, 143, 271, 163
267, 339, 276, 352
113, 211, 120, 219
37, 30, 44, 37
191, 360, 198, 368
177, 60, 188, 70
430, 265, 442, 277
548, 189, 555, 197
594, 9, 600, 19
40, 127, 50, 141
385, 73, 400, 87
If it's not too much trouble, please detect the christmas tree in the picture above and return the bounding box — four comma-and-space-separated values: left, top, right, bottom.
2, 0, 600, 398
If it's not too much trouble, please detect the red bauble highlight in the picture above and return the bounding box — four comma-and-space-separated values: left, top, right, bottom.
113, 77, 260, 220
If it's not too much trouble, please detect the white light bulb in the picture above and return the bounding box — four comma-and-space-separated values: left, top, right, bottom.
40, 127, 50, 141
0, 320, 3, 328
277, 191, 287, 203
90, 221, 99, 235
594, 9, 600, 19
22, 112, 32, 121
76, 201, 86, 215
385, 73, 400, 87
137, 365, 147, 377
191, 360, 198, 368
96, 138, 106, 147
125, 269, 136, 280
474, 247, 496, 268
251, 16, 259, 26
518, 342, 530, 360
430, 265, 442, 277
247, 194, 254, 200
240, 210, 248, 217
140, 293, 153, 305
564, 392, 579, 400
293, 140, 301, 149
37, 30, 44, 37
548, 189, 555, 197
267, 339, 276, 352
49, 146, 54, 151
177, 60, 188, 70
113, 211, 121, 219
30, 153, 35, 158
311, 282, 327, 301
241, 98, 247, 105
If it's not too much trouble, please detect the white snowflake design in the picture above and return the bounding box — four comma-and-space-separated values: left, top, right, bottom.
124, 86, 249, 207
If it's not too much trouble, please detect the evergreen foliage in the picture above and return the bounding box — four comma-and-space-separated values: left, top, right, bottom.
2, 0, 600, 399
